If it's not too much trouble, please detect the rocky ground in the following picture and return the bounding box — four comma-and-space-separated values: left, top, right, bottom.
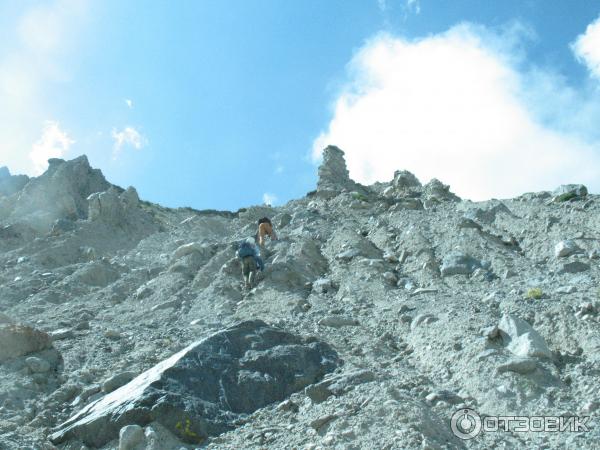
0, 147, 599, 449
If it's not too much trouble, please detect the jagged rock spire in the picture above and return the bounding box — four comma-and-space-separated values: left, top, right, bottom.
317, 145, 355, 193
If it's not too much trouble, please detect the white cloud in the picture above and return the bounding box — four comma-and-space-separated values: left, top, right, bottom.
111, 126, 147, 158
572, 15, 600, 79
262, 192, 278, 206
29, 121, 75, 174
274, 165, 284, 174
125, 99, 133, 109
313, 24, 600, 200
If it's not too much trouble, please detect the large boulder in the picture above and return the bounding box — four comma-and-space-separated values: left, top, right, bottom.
423, 178, 460, 202
88, 186, 142, 225
392, 170, 421, 190
0, 324, 53, 362
498, 315, 552, 359
50, 320, 340, 447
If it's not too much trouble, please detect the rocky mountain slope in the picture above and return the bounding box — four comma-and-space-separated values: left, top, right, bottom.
0, 148, 598, 449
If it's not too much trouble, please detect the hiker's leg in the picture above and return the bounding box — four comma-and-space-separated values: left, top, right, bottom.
242, 258, 251, 287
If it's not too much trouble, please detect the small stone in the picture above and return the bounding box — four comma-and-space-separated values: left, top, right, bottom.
410, 314, 438, 331
104, 330, 122, 340
440, 252, 482, 276
481, 326, 500, 340
119, 424, 145, 450
318, 316, 358, 328
49, 328, 74, 341
425, 390, 463, 405
336, 249, 360, 261
310, 414, 338, 431
581, 401, 599, 414
312, 278, 333, 294
496, 357, 538, 375
554, 240, 581, 258
411, 288, 438, 296
277, 399, 299, 413
383, 272, 398, 285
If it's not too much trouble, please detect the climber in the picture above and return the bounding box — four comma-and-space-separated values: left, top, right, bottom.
236, 238, 264, 288
255, 217, 278, 247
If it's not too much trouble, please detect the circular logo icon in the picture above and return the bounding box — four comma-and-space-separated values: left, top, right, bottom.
451, 408, 482, 440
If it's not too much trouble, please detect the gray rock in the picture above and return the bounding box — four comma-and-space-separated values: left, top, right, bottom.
554, 240, 582, 258
10, 155, 110, 230
411, 314, 438, 330
316, 146, 362, 195
464, 202, 514, 224
310, 414, 338, 431
305, 370, 375, 403
336, 248, 360, 261
0, 324, 52, 362
440, 253, 482, 276
312, 278, 333, 294
318, 316, 359, 328
392, 170, 421, 189
558, 261, 590, 274
50, 320, 340, 447
423, 178, 460, 201
498, 315, 552, 359
49, 328, 74, 341
119, 424, 145, 450
496, 357, 538, 375
393, 198, 423, 210
425, 390, 463, 405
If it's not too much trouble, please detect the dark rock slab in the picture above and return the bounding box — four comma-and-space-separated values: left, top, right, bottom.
50, 320, 340, 447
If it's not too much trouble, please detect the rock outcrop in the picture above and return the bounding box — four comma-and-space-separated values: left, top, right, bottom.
0, 166, 29, 197
316, 146, 360, 195
6, 156, 111, 231
50, 320, 340, 447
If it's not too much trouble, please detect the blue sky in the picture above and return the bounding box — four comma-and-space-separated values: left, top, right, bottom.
2, 1, 600, 210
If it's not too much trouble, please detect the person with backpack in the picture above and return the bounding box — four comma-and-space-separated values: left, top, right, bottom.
256, 217, 277, 246
236, 238, 264, 288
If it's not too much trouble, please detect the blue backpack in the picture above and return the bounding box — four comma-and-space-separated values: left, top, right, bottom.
238, 241, 255, 259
